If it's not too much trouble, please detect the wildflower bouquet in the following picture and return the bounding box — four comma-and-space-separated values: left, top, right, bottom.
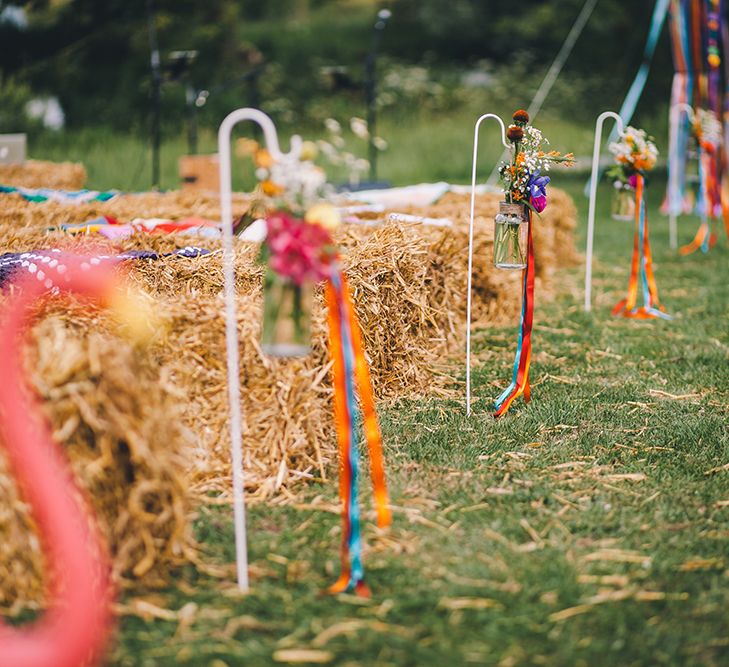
607, 126, 658, 187
494, 110, 573, 269
237, 138, 341, 356
606, 126, 658, 221
491, 112, 573, 417
498, 109, 574, 214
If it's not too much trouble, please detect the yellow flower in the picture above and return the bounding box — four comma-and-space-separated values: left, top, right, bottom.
300, 140, 319, 162
305, 203, 340, 232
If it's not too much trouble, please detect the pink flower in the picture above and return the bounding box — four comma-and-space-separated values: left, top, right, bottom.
265, 212, 334, 285
531, 194, 547, 213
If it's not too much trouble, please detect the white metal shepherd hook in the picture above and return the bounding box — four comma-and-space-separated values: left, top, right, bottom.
218, 108, 302, 591
584, 111, 626, 313
667, 102, 695, 250
465, 113, 509, 416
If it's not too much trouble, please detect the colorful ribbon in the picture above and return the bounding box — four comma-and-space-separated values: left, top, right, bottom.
494, 207, 535, 418
613, 175, 672, 320
325, 266, 391, 596
664, 0, 729, 243
681, 138, 722, 253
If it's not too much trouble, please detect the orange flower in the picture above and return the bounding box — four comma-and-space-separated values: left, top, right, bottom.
512, 190, 524, 201
260, 180, 284, 196
512, 109, 530, 124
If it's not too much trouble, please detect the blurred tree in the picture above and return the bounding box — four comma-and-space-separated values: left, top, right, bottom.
0, 0, 243, 129
384, 0, 674, 118
0, 0, 676, 129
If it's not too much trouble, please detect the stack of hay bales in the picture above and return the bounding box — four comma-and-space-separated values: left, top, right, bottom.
0, 182, 579, 611
0, 159, 87, 190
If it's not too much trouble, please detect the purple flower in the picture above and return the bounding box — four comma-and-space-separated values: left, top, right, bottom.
528, 171, 550, 213
628, 174, 638, 189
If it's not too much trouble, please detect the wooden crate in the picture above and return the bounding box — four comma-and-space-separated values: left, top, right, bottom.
178, 154, 220, 192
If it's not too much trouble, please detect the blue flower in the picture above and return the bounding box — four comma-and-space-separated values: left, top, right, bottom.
528, 170, 550, 199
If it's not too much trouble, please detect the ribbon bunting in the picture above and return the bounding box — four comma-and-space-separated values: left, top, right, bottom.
325, 266, 391, 596
612, 175, 671, 320
494, 205, 535, 418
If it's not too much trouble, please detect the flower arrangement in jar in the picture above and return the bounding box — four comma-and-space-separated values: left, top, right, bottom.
238, 138, 340, 357
495, 110, 574, 268
606, 126, 658, 221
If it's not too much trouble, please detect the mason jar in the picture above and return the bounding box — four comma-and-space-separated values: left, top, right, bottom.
493, 202, 528, 269
261, 268, 313, 357
611, 183, 636, 221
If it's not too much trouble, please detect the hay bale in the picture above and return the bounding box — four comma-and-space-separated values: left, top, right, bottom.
0, 309, 195, 613
0, 186, 578, 496
0, 160, 87, 190
0, 190, 250, 232
0, 184, 578, 608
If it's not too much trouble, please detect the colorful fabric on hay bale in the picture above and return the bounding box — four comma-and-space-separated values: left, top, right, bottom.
57, 215, 220, 238
0, 184, 119, 204
0, 247, 209, 289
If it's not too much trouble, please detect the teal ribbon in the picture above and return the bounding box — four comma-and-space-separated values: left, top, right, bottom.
331, 268, 365, 589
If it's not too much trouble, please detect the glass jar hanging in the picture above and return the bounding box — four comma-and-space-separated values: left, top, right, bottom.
611, 182, 636, 221
493, 201, 528, 269
261, 267, 313, 357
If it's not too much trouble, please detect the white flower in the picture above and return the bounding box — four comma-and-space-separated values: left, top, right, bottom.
324, 118, 341, 135
350, 117, 369, 139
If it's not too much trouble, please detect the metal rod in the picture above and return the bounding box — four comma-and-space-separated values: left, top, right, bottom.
186, 85, 198, 155
218, 108, 302, 591
146, 0, 162, 189
466, 113, 509, 416
365, 9, 391, 183
667, 102, 694, 249
585, 111, 625, 312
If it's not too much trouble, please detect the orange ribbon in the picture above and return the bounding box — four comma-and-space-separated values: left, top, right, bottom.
325, 267, 390, 596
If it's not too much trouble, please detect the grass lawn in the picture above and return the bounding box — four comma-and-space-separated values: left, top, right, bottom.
27, 104, 621, 192
102, 172, 728, 667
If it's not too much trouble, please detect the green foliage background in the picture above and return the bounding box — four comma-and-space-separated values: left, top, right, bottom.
0, 0, 675, 134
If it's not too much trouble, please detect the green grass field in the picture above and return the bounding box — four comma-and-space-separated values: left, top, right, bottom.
28, 103, 628, 192
90, 171, 728, 667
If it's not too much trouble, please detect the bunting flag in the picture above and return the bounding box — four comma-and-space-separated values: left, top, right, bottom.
325, 266, 391, 596
493, 207, 535, 418
612, 175, 672, 320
